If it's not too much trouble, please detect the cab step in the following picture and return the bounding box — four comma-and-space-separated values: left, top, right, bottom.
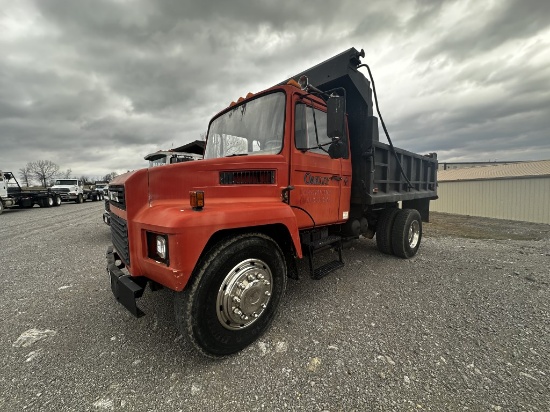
312, 260, 345, 280
301, 233, 345, 279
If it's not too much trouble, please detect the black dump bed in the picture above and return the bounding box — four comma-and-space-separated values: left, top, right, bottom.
282, 48, 437, 208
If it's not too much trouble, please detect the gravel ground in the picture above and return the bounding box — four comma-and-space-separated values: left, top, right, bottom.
0, 204, 549, 411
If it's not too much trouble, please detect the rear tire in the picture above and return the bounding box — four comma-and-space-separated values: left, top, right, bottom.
0, 201, 4, 215
376, 208, 399, 255
175, 233, 287, 357
391, 209, 422, 259
44, 196, 54, 208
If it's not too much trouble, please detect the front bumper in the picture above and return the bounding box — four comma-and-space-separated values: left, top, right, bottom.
54, 193, 77, 201
106, 246, 145, 317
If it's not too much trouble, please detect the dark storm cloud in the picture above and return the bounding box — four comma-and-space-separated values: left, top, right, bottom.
0, 0, 549, 179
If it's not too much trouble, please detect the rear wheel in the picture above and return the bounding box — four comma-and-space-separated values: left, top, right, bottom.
391, 209, 422, 258
0, 201, 4, 215
44, 196, 54, 208
175, 233, 287, 357
376, 208, 399, 255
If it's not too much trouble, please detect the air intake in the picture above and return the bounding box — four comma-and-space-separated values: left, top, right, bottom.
220, 170, 275, 185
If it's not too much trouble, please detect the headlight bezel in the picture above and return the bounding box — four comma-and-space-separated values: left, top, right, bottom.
146, 231, 169, 265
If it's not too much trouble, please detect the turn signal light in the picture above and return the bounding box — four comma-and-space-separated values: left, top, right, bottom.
190, 191, 204, 210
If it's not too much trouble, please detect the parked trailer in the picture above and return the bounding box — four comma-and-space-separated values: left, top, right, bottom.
106, 48, 438, 356
0, 171, 62, 214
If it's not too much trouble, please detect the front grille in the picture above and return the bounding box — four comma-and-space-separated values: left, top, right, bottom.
220, 170, 276, 185
109, 185, 126, 210
111, 213, 130, 266
104, 199, 110, 212
52, 188, 70, 193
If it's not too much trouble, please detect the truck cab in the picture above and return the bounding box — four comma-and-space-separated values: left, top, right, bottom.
106, 48, 437, 356
144, 151, 203, 167
51, 179, 87, 203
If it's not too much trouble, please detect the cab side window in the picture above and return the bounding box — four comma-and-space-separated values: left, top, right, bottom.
295, 103, 332, 155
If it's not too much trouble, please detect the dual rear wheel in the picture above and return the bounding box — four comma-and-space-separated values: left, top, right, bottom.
376, 208, 422, 258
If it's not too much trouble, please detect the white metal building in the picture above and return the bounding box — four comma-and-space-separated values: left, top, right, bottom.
431, 160, 550, 224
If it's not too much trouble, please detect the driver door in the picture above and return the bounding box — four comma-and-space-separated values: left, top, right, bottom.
290, 100, 343, 228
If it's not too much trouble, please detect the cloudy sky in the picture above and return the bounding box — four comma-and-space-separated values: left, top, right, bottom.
1, 0, 549, 180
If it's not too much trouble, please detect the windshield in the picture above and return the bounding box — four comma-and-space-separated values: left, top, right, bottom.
55, 180, 78, 185
204, 92, 285, 159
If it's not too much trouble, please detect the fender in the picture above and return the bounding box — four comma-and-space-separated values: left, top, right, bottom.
129, 199, 302, 291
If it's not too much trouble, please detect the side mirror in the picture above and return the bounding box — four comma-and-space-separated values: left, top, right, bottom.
327, 95, 345, 139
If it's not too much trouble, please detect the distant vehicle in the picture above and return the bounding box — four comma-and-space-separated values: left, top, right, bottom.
144, 150, 202, 167
89, 181, 108, 201
1, 171, 62, 214
94, 181, 109, 196
50, 179, 89, 203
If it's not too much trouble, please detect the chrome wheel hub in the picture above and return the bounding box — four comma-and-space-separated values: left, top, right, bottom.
408, 220, 420, 248
217, 259, 273, 330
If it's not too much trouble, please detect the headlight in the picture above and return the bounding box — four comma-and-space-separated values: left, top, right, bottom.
156, 236, 166, 259
146, 232, 169, 265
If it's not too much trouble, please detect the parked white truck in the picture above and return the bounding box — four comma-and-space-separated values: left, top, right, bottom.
50, 179, 89, 203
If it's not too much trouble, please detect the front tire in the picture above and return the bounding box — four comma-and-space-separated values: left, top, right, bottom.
175, 233, 287, 357
391, 209, 422, 258
76, 194, 83, 204
54, 195, 62, 206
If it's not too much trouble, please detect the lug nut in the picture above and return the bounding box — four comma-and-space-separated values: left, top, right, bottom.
233, 296, 241, 303
238, 282, 245, 289
247, 274, 255, 281
256, 273, 264, 280
263, 280, 270, 286
265, 291, 271, 297
261, 303, 267, 309
233, 308, 242, 316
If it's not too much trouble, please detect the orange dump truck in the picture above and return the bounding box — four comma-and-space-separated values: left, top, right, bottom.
106, 48, 438, 356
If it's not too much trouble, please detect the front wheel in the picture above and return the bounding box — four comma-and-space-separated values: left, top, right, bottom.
76, 194, 83, 204
54, 195, 62, 206
175, 233, 287, 357
391, 209, 422, 258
